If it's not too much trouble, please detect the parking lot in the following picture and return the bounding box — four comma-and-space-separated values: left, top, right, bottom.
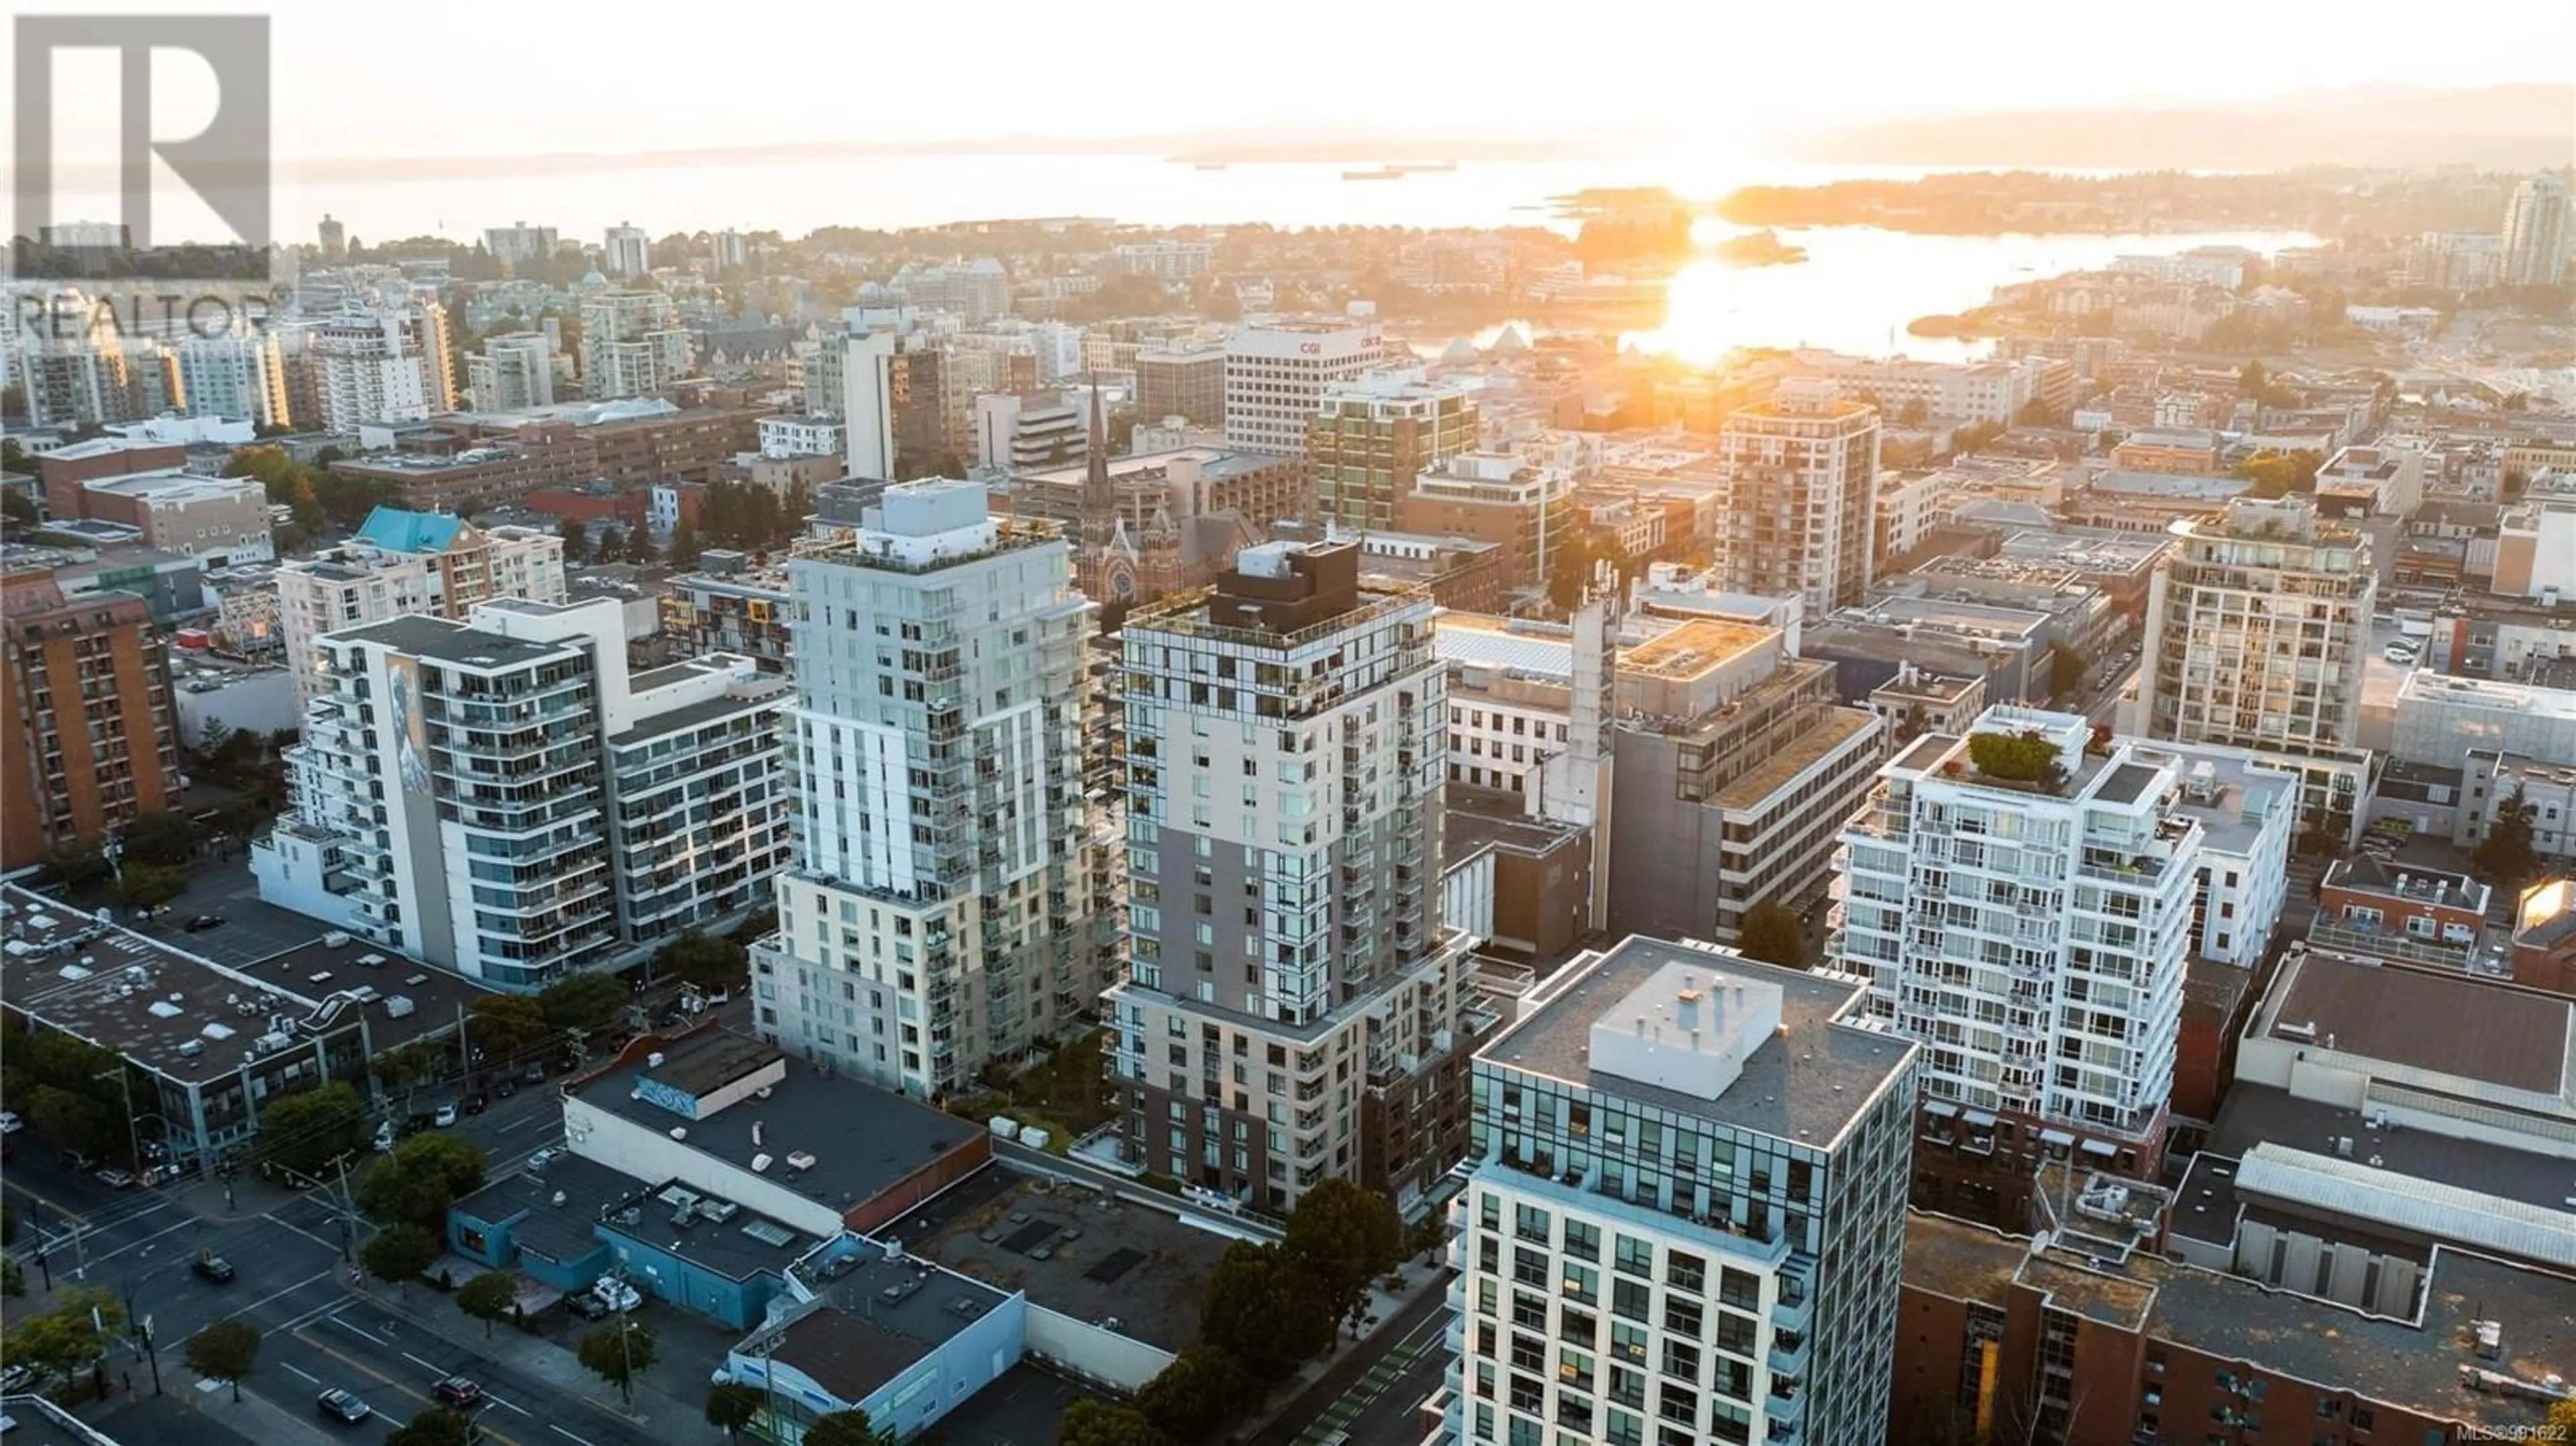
904, 1168, 1235, 1351
138, 858, 335, 966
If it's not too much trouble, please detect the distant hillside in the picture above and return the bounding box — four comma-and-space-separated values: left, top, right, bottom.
1792, 84, 2575, 170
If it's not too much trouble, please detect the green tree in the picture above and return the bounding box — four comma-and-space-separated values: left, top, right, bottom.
182, 1318, 261, 1402
651, 929, 748, 989
557, 515, 589, 564
2545, 1398, 2576, 1440
1283, 1178, 1401, 1335
1, 488, 40, 527
2045, 641, 2088, 703
802, 1409, 898, 1446
1, 1287, 123, 1378
1896, 398, 1929, 427
372, 1041, 444, 1111
360, 1223, 441, 1296
257, 1082, 367, 1176
1737, 900, 1809, 968
538, 973, 627, 1033
1966, 729, 2063, 786
1136, 1345, 1250, 1443
358, 1133, 489, 1232
467, 994, 550, 1062
385, 1406, 479, 1446
23, 1084, 120, 1159
1056, 1400, 1167, 1446
667, 517, 702, 570
114, 862, 187, 910
703, 1380, 763, 1444
2474, 784, 2541, 891
577, 1316, 659, 1408
2233, 448, 2323, 499
454, 1272, 519, 1339
1198, 1242, 1330, 1383
115, 811, 197, 866
36, 843, 113, 890
597, 525, 627, 562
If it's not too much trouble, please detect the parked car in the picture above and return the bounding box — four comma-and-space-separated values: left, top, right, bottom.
0, 1110, 23, 1134
521, 1061, 547, 1084
592, 1277, 641, 1313
433, 1102, 459, 1129
462, 1093, 488, 1117
565, 1289, 612, 1321
494, 1078, 517, 1100
182, 914, 225, 933
373, 1121, 397, 1153
315, 1388, 372, 1424
95, 1166, 136, 1189
432, 1376, 484, 1408
191, 1251, 236, 1284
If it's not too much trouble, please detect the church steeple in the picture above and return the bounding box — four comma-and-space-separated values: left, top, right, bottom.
1080, 375, 1116, 549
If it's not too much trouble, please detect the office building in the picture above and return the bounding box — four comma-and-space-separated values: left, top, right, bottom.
484, 221, 560, 268
1104, 539, 1478, 1212
603, 223, 651, 277
1715, 380, 1883, 613
757, 415, 844, 461
307, 302, 457, 430
1224, 319, 1388, 457
467, 331, 557, 410
2500, 172, 2571, 288
753, 479, 1110, 1098
317, 213, 345, 259
1444, 935, 1919, 1446
1311, 368, 1480, 531
839, 328, 941, 480
659, 562, 793, 673
74, 471, 274, 570
274, 507, 568, 707
1835, 707, 2203, 1223
172, 331, 290, 427
327, 399, 764, 512
893, 258, 1010, 322
256, 597, 788, 988
0, 572, 184, 869
580, 291, 694, 401
1135, 342, 1228, 426
2132, 495, 2375, 760
1399, 452, 1574, 590
710, 230, 749, 270
972, 391, 1088, 472
15, 298, 133, 427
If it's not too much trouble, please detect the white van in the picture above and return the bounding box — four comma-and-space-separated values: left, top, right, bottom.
2384, 640, 2421, 664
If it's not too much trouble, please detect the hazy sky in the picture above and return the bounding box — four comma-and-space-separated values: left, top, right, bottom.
20, 0, 2576, 166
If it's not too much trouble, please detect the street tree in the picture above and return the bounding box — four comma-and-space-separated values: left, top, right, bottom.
1737, 900, 1809, 968
115, 811, 197, 866
1, 1287, 122, 1377
114, 862, 187, 910
468, 994, 551, 1063
1282, 1178, 1401, 1335
358, 1133, 489, 1231
704, 1380, 764, 1444
258, 1082, 367, 1175
1198, 1242, 1330, 1383
372, 1041, 444, 1111
385, 1406, 479, 1446
538, 973, 627, 1033
360, 1223, 441, 1296
183, 1318, 262, 1401
651, 929, 748, 990
557, 515, 588, 563
454, 1272, 519, 1339
1136, 1344, 1249, 1443
578, 1316, 660, 1407
1056, 1400, 1167, 1446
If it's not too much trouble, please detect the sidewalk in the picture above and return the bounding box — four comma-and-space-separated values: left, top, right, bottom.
168, 1366, 344, 1446
394, 1282, 708, 1430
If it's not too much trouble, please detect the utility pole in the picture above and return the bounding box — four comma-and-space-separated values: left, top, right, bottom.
95, 1065, 142, 1174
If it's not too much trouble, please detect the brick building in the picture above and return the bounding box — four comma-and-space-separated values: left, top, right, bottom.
1, 572, 183, 868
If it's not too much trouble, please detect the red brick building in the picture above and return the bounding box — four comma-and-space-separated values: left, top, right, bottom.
1, 571, 183, 868
1896, 1211, 2576, 1446
2312, 856, 2489, 965
332, 403, 765, 511
33, 437, 187, 517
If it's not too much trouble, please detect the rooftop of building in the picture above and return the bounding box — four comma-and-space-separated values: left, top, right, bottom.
902, 1168, 1230, 1351
2015, 1251, 2157, 1330
2398, 668, 2576, 721
1443, 784, 1592, 862
1617, 618, 1776, 682
79, 470, 259, 501
1868, 669, 1983, 707
451, 1151, 651, 1263
1709, 705, 1880, 812
2255, 951, 2569, 1097
2319, 854, 2490, 915
597, 1176, 818, 1284
353, 507, 466, 553
2086, 469, 2249, 502
2123, 744, 2294, 858
1845, 594, 2053, 641
331, 612, 574, 669
1479, 934, 1915, 1151
0, 892, 488, 1083
574, 1030, 983, 1219
1008, 444, 1289, 489
1900, 1210, 2023, 1307
2206, 1086, 2576, 1217
1996, 527, 2170, 573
